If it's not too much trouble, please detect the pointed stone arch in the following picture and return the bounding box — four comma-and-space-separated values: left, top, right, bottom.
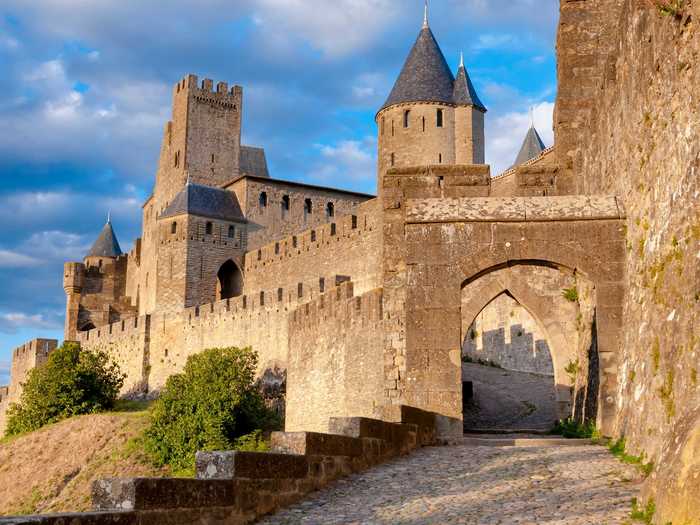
460, 264, 588, 420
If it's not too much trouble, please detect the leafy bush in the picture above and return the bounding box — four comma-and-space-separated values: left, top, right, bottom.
5, 342, 125, 437
144, 347, 279, 473
550, 418, 599, 440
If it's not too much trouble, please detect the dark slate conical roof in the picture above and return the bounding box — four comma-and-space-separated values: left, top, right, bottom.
513, 126, 547, 166
453, 65, 486, 112
160, 182, 244, 222
380, 26, 456, 111
87, 220, 123, 258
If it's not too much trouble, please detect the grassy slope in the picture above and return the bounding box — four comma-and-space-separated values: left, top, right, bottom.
0, 410, 169, 516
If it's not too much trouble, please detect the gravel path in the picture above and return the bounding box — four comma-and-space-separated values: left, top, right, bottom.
258, 439, 640, 525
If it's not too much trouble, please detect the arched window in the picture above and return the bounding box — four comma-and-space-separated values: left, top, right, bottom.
437, 108, 444, 128
171, 222, 177, 234
228, 225, 235, 238
205, 222, 213, 235
403, 110, 410, 128
439, 153, 443, 164
326, 202, 335, 218
305, 198, 313, 214
259, 192, 268, 207
217, 260, 244, 300
281, 195, 290, 212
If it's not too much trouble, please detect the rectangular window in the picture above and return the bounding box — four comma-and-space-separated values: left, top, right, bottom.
437, 108, 444, 128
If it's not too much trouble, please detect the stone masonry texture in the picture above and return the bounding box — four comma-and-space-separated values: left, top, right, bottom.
1, 1, 698, 522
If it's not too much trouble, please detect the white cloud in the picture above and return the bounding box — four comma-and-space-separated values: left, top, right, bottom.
0, 250, 42, 268
486, 101, 554, 176
251, 0, 399, 58
310, 136, 376, 186
0, 312, 63, 334
472, 34, 517, 52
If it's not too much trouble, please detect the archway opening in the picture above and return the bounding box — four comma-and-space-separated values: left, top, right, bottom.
217, 260, 243, 300
459, 262, 599, 433
461, 291, 558, 432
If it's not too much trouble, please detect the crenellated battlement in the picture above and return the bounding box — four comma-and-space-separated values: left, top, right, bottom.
244, 200, 378, 271
11, 338, 57, 363
173, 74, 242, 107
77, 315, 150, 344
289, 281, 383, 330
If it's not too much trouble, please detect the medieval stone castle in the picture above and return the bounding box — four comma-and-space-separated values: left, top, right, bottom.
0, 2, 698, 520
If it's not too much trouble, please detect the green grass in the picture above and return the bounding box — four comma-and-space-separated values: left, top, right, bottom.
112, 399, 153, 414
609, 438, 654, 477
629, 497, 655, 524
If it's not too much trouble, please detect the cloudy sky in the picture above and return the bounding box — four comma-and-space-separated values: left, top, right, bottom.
0, 0, 559, 382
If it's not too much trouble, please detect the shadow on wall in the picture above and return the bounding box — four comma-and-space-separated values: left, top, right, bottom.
463, 324, 554, 376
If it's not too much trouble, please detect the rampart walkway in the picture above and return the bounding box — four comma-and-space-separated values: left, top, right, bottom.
259, 437, 640, 525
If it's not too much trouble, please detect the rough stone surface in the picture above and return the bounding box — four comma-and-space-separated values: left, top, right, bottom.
258, 440, 640, 525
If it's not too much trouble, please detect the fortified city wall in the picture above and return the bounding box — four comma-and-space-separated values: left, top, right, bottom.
556, 1, 700, 521
286, 282, 385, 433
0, 339, 58, 435
76, 204, 381, 400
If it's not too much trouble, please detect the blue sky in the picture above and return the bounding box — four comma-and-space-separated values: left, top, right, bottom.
0, 0, 559, 383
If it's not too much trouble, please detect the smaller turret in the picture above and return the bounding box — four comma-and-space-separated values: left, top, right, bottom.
86, 214, 123, 260
63, 262, 85, 341
513, 124, 547, 168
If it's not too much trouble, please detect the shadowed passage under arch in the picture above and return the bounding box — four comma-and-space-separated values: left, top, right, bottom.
217, 260, 244, 300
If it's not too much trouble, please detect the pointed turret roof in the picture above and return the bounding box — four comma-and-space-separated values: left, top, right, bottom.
87, 219, 123, 258
380, 9, 486, 114
513, 125, 546, 167
453, 61, 486, 112
380, 23, 455, 111
160, 181, 244, 222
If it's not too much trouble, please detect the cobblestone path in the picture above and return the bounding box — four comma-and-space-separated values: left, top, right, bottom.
259, 439, 640, 525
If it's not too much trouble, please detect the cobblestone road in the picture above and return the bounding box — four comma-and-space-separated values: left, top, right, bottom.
259, 439, 640, 525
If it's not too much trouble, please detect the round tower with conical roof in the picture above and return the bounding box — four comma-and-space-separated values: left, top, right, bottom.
376, 5, 487, 183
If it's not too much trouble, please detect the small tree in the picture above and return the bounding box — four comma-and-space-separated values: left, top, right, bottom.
144, 347, 278, 473
5, 342, 125, 437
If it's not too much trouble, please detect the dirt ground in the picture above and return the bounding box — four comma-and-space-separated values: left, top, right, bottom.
0, 412, 168, 516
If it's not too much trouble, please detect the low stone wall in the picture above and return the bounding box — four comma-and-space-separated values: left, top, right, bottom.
0, 407, 436, 525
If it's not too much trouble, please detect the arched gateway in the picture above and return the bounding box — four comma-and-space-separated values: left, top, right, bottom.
216, 259, 244, 300
380, 181, 627, 438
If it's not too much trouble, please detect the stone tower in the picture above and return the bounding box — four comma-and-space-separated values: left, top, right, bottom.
153, 74, 243, 209
376, 7, 487, 182
63, 217, 129, 340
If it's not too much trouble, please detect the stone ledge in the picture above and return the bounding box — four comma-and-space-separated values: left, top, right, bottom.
406, 195, 625, 224
271, 431, 363, 457
195, 450, 309, 480
92, 478, 234, 511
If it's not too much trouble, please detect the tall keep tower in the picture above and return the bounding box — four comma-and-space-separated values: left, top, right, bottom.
154, 74, 243, 209
376, 5, 486, 180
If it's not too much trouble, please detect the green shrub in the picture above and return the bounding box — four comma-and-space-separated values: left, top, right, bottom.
5, 342, 125, 437
144, 347, 279, 473
550, 418, 599, 440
